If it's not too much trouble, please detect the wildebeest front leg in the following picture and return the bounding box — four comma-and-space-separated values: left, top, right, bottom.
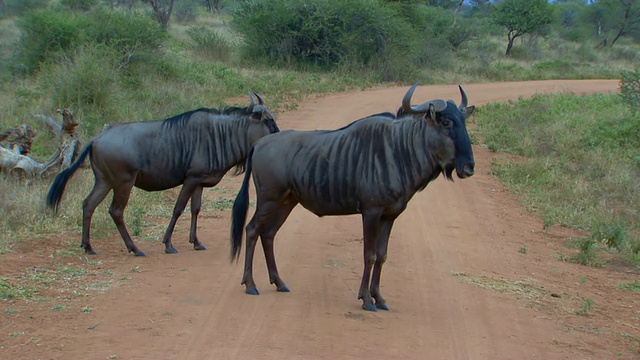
369, 217, 395, 311
162, 179, 200, 254
188, 186, 207, 250
358, 210, 383, 311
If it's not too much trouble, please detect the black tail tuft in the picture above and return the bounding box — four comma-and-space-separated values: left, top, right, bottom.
46, 143, 92, 213
230, 147, 254, 261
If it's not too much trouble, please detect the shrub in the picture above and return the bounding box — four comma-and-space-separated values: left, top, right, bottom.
2, 0, 48, 18
620, 68, 640, 112
232, 0, 415, 71
187, 25, 234, 62
84, 9, 166, 58
59, 0, 98, 11
174, 0, 198, 23
41, 43, 120, 133
15, 10, 84, 74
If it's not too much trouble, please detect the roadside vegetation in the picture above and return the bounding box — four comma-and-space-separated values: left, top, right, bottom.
0, 0, 639, 297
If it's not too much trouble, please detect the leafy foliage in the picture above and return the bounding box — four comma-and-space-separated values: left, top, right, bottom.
231, 0, 415, 72
13, 9, 166, 75
59, 0, 98, 11
620, 68, 640, 112
15, 10, 85, 74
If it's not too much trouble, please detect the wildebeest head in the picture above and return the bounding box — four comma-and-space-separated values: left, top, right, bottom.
400, 83, 475, 180
245, 92, 280, 145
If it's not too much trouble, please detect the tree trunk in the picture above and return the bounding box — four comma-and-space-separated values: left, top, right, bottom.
143, 0, 175, 30
452, 0, 464, 27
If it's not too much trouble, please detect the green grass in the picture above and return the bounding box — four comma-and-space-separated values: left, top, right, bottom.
618, 280, 640, 293
576, 298, 595, 316
474, 92, 640, 267
0, 277, 35, 300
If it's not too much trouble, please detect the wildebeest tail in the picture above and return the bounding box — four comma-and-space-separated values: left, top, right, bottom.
230, 146, 254, 261
46, 142, 92, 212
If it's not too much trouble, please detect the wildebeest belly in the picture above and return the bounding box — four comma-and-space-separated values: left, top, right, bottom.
134, 171, 184, 191
297, 196, 361, 217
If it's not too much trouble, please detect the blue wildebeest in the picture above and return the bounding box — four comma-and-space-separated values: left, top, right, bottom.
47, 93, 279, 256
230, 84, 475, 311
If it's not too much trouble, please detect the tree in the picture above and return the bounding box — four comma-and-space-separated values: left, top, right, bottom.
141, 0, 174, 30
590, 0, 640, 47
491, 0, 553, 56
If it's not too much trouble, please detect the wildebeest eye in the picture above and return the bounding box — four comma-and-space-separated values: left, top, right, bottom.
440, 119, 452, 128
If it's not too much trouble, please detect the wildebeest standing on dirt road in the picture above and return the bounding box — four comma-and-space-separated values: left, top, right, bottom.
47, 93, 279, 256
231, 84, 475, 311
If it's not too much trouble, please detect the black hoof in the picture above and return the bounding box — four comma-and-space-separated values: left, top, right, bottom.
277, 285, 290, 292
246, 288, 260, 295
194, 244, 207, 251
165, 247, 178, 254
362, 303, 378, 312
376, 303, 390, 311
84, 249, 97, 255
134, 251, 146, 257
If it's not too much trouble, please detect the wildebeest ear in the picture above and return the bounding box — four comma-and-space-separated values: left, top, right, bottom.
425, 104, 437, 126
463, 105, 475, 118
251, 108, 264, 120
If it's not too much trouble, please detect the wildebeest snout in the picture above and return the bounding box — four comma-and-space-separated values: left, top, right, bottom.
459, 163, 474, 178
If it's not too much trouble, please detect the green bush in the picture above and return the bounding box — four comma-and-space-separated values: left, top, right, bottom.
174, 0, 198, 23
2, 0, 48, 18
41, 43, 120, 132
232, 0, 415, 71
84, 9, 166, 57
620, 68, 640, 112
59, 0, 97, 11
15, 10, 84, 74
187, 25, 234, 62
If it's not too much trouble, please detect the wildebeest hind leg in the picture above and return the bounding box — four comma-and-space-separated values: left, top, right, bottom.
109, 186, 144, 256
369, 218, 395, 311
242, 214, 261, 295
259, 199, 297, 292
81, 181, 111, 255
188, 186, 206, 250
162, 179, 199, 254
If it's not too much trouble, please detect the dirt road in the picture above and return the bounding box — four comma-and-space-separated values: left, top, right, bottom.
4, 80, 638, 360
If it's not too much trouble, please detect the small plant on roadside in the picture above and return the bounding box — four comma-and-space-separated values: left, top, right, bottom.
4, 308, 19, 314
518, 246, 527, 254
211, 197, 234, 211
568, 237, 603, 267
618, 280, 640, 293
81, 306, 92, 313
0, 277, 34, 300
620, 68, 640, 113
52, 305, 66, 311
576, 298, 594, 316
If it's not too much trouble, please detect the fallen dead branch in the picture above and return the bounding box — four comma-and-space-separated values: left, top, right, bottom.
0, 109, 83, 177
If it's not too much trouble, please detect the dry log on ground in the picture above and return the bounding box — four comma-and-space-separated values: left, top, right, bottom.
0, 109, 84, 177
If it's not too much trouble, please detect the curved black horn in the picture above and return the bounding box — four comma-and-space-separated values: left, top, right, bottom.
402, 82, 447, 113
401, 82, 420, 114
247, 92, 255, 113
253, 92, 264, 106
458, 85, 468, 111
